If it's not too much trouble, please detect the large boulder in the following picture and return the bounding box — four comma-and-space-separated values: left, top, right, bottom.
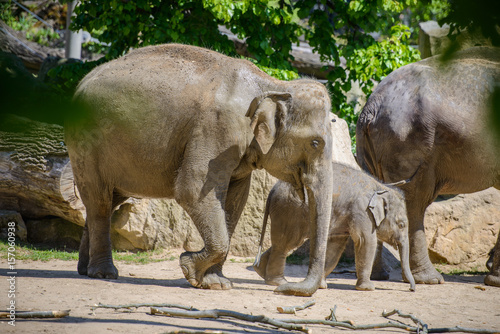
425, 188, 500, 270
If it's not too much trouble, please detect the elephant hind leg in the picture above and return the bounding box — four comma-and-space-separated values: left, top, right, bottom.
370, 241, 390, 281
79, 185, 118, 279
264, 246, 288, 286
323, 235, 350, 288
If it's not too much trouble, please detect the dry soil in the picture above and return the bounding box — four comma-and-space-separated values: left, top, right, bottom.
1, 249, 499, 334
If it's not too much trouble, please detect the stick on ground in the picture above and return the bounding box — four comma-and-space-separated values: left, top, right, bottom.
0, 310, 70, 319
277, 300, 316, 314
151, 307, 311, 333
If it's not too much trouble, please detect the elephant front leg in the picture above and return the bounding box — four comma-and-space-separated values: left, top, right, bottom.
485, 232, 500, 287
353, 234, 377, 291
178, 203, 232, 290
179, 175, 252, 290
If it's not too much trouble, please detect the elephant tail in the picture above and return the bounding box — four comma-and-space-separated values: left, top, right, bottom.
254, 190, 272, 268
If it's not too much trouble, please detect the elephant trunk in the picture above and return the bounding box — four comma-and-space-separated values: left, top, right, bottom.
399, 240, 416, 292
274, 161, 333, 296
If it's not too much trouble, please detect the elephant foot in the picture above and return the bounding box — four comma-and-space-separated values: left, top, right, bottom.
408, 265, 444, 284
180, 253, 232, 290
484, 274, 500, 287
265, 276, 288, 286
87, 261, 118, 279
370, 268, 390, 281
355, 280, 375, 291
319, 278, 328, 289
486, 249, 494, 271
274, 279, 319, 296
77, 258, 89, 276
200, 271, 233, 290
253, 264, 266, 279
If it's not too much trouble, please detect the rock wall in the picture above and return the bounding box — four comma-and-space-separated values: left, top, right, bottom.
425, 189, 500, 270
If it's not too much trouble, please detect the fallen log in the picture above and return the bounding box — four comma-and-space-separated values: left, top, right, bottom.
0, 114, 85, 225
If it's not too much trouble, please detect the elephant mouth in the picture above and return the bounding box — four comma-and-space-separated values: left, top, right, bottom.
292, 166, 307, 202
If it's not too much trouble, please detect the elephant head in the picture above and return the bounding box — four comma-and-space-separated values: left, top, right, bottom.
368, 190, 416, 291
246, 80, 334, 296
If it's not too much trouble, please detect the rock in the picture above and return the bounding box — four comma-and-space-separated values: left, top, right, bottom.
26, 217, 82, 250
0, 210, 27, 241
424, 188, 500, 270
418, 21, 492, 59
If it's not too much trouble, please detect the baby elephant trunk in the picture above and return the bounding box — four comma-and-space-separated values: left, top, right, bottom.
399, 240, 416, 292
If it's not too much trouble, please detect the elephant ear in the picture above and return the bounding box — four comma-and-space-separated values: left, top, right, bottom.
368, 190, 388, 227
246, 92, 292, 154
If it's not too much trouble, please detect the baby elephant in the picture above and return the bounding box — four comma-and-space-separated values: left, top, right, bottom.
254, 163, 416, 291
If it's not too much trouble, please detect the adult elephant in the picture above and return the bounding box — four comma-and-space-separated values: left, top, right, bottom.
356, 46, 500, 286
65, 44, 333, 296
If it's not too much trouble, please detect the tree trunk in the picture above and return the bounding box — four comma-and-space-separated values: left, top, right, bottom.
0, 114, 85, 225
0, 20, 63, 72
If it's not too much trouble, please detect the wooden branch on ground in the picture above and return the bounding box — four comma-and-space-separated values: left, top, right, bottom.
92, 302, 197, 312
281, 317, 417, 332
0, 310, 70, 318
382, 309, 500, 334
93, 302, 499, 334
277, 300, 315, 314
162, 331, 230, 334
150, 307, 311, 334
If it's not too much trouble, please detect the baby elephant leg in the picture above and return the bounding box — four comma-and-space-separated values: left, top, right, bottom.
263, 246, 289, 286
322, 235, 350, 289
353, 234, 377, 291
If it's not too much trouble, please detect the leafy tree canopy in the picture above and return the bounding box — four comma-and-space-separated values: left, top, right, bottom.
70, 0, 423, 144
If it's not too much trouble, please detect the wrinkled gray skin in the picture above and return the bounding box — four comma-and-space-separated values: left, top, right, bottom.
65, 44, 334, 296
253, 163, 416, 291
356, 47, 500, 287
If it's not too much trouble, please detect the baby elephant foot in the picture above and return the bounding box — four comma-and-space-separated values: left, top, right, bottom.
87, 261, 118, 279
355, 280, 375, 291
484, 274, 500, 287
319, 278, 328, 289
370, 268, 390, 281
265, 276, 288, 286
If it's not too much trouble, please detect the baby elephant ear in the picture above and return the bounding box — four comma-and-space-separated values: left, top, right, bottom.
368, 190, 388, 227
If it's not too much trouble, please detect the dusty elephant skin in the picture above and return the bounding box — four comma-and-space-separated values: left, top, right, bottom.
65, 44, 334, 296
356, 46, 500, 287
254, 163, 416, 292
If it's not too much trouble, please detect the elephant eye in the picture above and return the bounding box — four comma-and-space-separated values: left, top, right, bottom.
311, 139, 322, 149
398, 221, 406, 229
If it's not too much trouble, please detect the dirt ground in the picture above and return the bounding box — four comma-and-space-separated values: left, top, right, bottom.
1, 249, 499, 334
